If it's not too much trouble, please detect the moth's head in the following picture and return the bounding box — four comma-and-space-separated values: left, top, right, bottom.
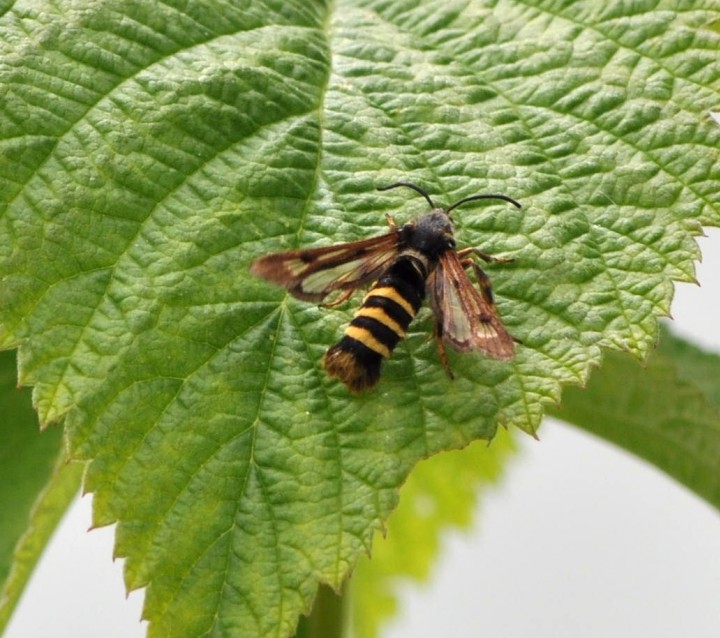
405, 210, 456, 258
415, 209, 455, 236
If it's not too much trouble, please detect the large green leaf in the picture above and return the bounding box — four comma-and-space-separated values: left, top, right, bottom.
1, 1, 719, 637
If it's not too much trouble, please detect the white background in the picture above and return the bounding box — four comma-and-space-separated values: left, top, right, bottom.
6, 230, 720, 638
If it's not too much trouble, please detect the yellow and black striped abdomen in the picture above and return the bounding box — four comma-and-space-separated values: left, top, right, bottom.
324, 257, 426, 392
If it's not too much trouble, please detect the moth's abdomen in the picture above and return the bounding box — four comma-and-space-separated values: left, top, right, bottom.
324, 257, 426, 392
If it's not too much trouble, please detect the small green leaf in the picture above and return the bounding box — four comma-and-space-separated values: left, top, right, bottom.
553, 327, 720, 510
1, 2, 720, 637
350, 430, 516, 638
0, 351, 51, 586
0, 351, 82, 631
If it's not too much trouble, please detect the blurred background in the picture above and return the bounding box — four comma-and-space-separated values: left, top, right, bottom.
6, 229, 720, 638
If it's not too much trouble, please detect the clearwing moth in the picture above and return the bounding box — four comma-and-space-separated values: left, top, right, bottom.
251, 182, 520, 392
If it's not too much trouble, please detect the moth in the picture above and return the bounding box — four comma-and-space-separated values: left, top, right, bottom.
250, 181, 521, 392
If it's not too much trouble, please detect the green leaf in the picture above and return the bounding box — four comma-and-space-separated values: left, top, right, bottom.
658, 325, 720, 407
350, 429, 516, 638
1, 2, 719, 637
0, 350, 50, 585
553, 327, 720, 510
0, 350, 82, 631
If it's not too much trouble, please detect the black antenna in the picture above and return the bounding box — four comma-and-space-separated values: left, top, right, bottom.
377, 182, 436, 209
446, 193, 522, 214
379, 182, 521, 213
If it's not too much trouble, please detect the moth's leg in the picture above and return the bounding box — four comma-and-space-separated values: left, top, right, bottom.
434, 325, 455, 380
458, 257, 496, 306
463, 259, 523, 346
384, 213, 399, 231
456, 247, 514, 265
320, 288, 355, 308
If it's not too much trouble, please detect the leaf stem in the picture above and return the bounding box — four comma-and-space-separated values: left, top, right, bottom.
294, 583, 347, 638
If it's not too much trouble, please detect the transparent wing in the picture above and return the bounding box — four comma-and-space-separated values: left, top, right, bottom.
428, 251, 515, 359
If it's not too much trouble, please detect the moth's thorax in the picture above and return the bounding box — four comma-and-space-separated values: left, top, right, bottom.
399, 210, 455, 262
